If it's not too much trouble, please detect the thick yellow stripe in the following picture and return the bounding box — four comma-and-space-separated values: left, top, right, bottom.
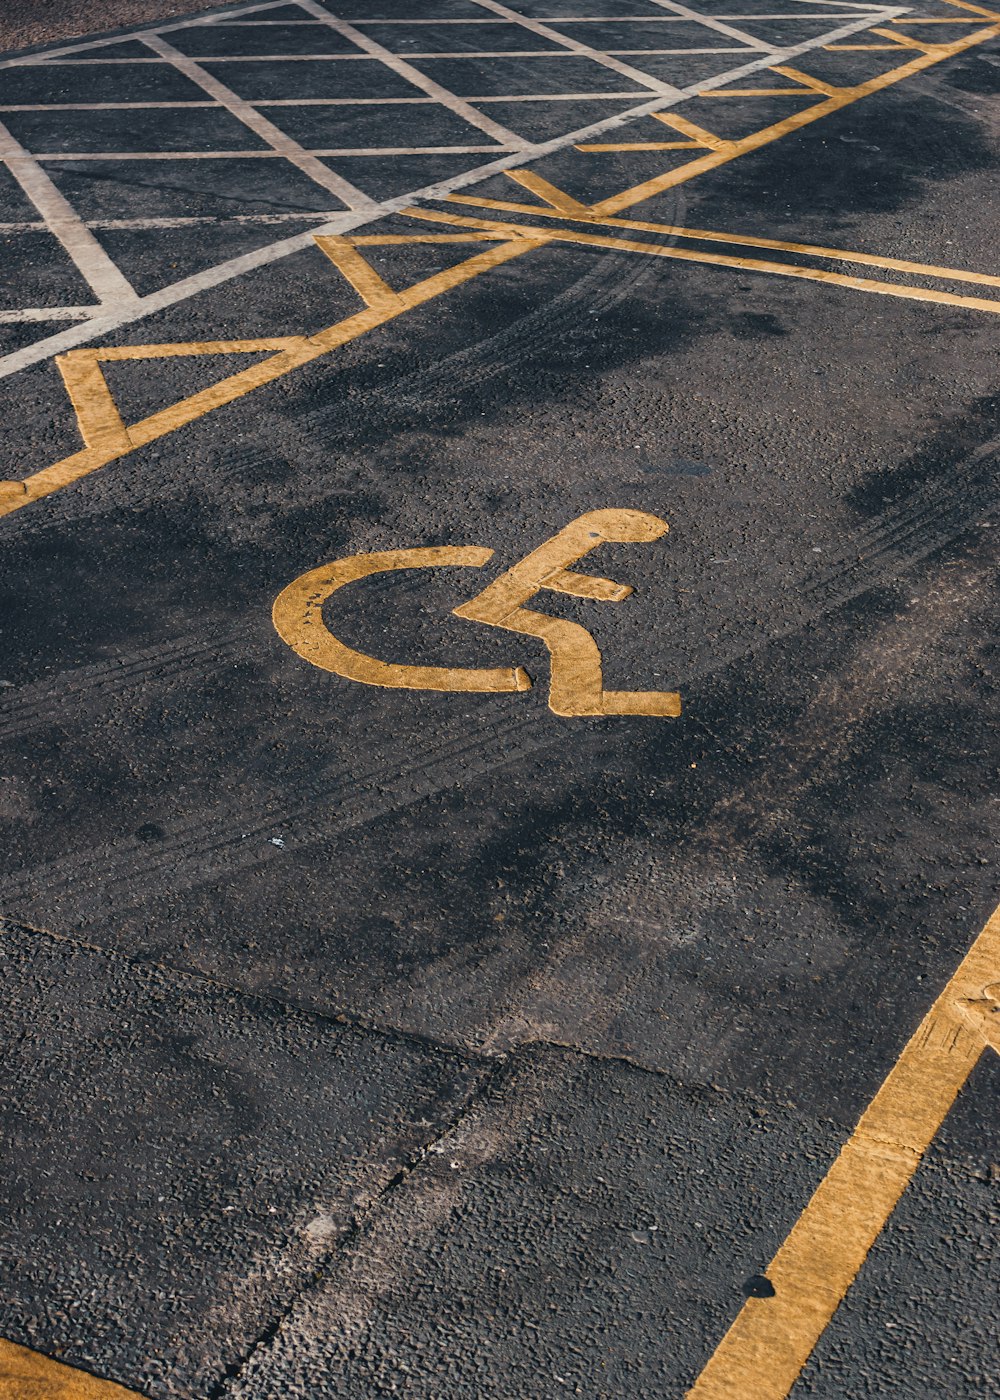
687, 902, 1000, 1400
0, 1338, 145, 1400
0, 238, 540, 521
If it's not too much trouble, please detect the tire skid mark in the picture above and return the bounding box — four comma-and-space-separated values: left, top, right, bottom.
0, 705, 553, 919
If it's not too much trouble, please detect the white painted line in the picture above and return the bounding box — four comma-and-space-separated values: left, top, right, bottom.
0, 4, 905, 381
0, 306, 99, 322
295, 0, 525, 147
0, 118, 138, 308
0, 0, 301, 69
0, 102, 219, 110
36, 146, 521, 159
647, 0, 777, 52
467, 0, 686, 95
141, 33, 380, 211
0, 212, 343, 232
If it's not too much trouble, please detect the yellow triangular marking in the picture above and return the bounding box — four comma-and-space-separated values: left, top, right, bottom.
0, 1336, 147, 1399
505, 170, 591, 214
650, 112, 731, 151
314, 235, 402, 311
57, 338, 302, 451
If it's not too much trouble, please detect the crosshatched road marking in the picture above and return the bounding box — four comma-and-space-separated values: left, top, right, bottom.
2, 0, 999, 523
0, 0, 901, 379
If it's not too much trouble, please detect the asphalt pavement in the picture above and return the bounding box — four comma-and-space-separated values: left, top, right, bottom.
0, 1, 998, 1397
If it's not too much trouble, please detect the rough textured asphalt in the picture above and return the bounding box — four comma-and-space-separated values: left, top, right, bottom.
0, 1, 998, 1397
0, 1, 219, 53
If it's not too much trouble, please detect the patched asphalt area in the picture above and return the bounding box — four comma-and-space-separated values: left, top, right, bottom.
1, 0, 999, 1396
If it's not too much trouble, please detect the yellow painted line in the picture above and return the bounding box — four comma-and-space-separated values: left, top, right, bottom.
934, 0, 1000, 17
314, 235, 402, 311
767, 64, 843, 96
505, 169, 592, 214
0, 237, 542, 522
868, 25, 944, 51
416, 202, 1000, 291
0, 1337, 146, 1399
650, 110, 731, 150
585, 20, 1000, 216
687, 901, 1000, 1400
697, 87, 824, 96
410, 206, 1000, 312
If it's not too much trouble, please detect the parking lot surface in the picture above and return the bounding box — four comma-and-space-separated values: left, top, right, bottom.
0, 1, 998, 1396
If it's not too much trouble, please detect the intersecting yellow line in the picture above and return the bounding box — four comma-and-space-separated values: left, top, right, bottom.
1, 3, 999, 527
409, 204, 1000, 314
408, 203, 1000, 291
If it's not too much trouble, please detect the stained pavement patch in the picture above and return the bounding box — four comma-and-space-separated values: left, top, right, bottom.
0, 921, 483, 1398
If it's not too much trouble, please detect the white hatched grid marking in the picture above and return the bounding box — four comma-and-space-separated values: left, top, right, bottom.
295, 0, 527, 147
0, 119, 138, 308
647, 0, 777, 50
0, 0, 902, 379
466, 0, 684, 94
141, 32, 380, 210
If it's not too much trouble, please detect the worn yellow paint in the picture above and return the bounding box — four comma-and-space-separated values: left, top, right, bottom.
455, 509, 681, 718
698, 87, 824, 97
272, 545, 531, 694
650, 111, 732, 150
505, 170, 591, 214
411, 205, 1000, 314
688, 901, 1000, 1400
273, 511, 680, 718
0, 236, 542, 523
0, 1338, 145, 1400
583, 20, 1000, 217
868, 24, 944, 50
414, 200, 1000, 292
3, 0, 999, 524
313, 235, 402, 310
575, 140, 704, 152
767, 65, 842, 96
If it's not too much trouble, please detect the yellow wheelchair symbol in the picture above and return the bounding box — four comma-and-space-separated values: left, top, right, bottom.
272, 508, 681, 718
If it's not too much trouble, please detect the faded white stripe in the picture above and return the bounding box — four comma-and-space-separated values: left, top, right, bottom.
0, 119, 137, 307
141, 33, 379, 211
467, 0, 684, 95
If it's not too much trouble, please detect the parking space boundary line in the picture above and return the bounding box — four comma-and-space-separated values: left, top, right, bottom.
687, 901, 1000, 1400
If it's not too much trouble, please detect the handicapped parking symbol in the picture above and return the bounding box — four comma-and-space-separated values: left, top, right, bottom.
272, 509, 680, 718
